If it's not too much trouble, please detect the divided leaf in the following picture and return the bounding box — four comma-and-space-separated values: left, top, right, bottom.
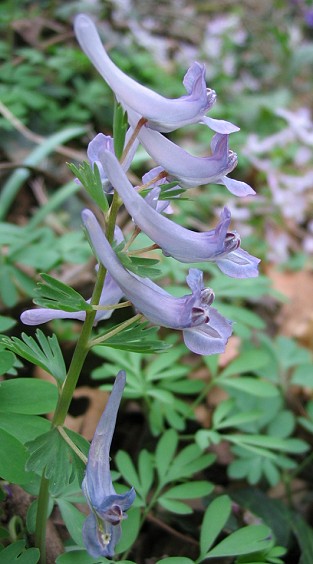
94, 319, 171, 353
33, 274, 93, 312
1, 330, 66, 385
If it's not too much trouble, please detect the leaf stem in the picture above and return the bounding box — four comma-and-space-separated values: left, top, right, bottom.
92, 300, 132, 311
88, 313, 143, 347
57, 426, 88, 464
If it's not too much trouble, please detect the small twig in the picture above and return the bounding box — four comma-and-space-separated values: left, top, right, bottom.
138, 169, 168, 192
146, 512, 199, 546
123, 226, 142, 252
128, 243, 160, 256
0, 100, 84, 161
120, 117, 147, 164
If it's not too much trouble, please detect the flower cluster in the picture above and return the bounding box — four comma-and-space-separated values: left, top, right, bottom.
20, 14, 260, 558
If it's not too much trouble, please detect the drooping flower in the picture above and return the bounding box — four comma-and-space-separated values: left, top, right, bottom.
74, 14, 239, 134
82, 209, 232, 355
20, 272, 124, 326
82, 370, 135, 558
101, 150, 260, 277
127, 113, 254, 196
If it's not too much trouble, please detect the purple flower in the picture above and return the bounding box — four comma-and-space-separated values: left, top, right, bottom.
82, 209, 232, 355
101, 151, 260, 277
74, 14, 238, 134
129, 115, 254, 196
87, 130, 139, 193
82, 370, 135, 558
20, 273, 124, 326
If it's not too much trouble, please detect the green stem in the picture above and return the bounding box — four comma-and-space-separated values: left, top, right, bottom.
35, 190, 121, 560
51, 264, 106, 427
35, 474, 50, 564
89, 313, 142, 347
106, 190, 121, 244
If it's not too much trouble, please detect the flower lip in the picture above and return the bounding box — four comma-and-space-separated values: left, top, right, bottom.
74, 14, 239, 134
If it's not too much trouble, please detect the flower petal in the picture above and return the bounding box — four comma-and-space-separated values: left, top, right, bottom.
74, 15, 238, 133
183, 308, 232, 355
221, 175, 255, 196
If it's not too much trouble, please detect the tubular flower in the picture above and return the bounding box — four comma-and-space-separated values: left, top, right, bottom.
74, 14, 238, 134
82, 371, 135, 558
130, 117, 255, 196
20, 273, 124, 326
82, 209, 232, 355
87, 130, 139, 193
101, 151, 260, 277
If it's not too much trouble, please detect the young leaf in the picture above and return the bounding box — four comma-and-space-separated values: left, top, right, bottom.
0, 314, 16, 332
138, 449, 154, 499
33, 274, 93, 312
219, 350, 270, 379
25, 428, 87, 495
57, 500, 85, 547
156, 559, 194, 564
0, 350, 15, 376
155, 429, 178, 483
94, 320, 171, 353
200, 495, 232, 556
0, 412, 50, 444
117, 251, 161, 279
0, 377, 58, 414
158, 497, 193, 515
0, 429, 34, 485
220, 377, 278, 397
113, 102, 128, 159
1, 330, 66, 385
227, 434, 309, 454
0, 540, 39, 564
55, 550, 105, 563
115, 450, 142, 496
204, 524, 272, 558
161, 481, 213, 500
115, 507, 141, 555
68, 161, 109, 212
166, 445, 215, 483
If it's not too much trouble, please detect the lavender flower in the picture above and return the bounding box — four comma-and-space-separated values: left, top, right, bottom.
87, 130, 139, 193
74, 14, 238, 134
82, 370, 135, 558
20, 273, 124, 326
101, 150, 260, 277
130, 116, 255, 196
82, 209, 232, 355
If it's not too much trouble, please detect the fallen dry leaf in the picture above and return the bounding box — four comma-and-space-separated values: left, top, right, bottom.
266, 267, 313, 347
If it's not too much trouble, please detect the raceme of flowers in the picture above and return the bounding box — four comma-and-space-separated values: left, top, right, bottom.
20, 14, 259, 558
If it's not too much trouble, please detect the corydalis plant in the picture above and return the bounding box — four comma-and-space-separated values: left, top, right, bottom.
82, 370, 135, 558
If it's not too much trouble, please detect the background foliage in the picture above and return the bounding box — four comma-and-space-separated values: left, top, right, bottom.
1, 0, 313, 562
